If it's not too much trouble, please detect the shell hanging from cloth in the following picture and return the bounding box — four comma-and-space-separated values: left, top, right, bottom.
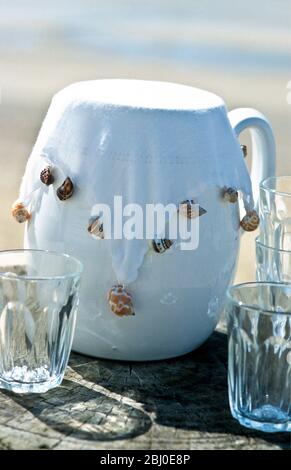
87, 216, 104, 239
179, 199, 207, 219
223, 187, 238, 203
152, 238, 173, 254
241, 144, 247, 158
107, 285, 135, 317
40, 166, 54, 186
56, 177, 74, 201
240, 210, 260, 232
11, 201, 31, 223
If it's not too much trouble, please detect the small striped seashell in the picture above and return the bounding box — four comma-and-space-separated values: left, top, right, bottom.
179, 199, 207, 219
88, 216, 104, 239
56, 177, 74, 201
240, 210, 260, 232
11, 201, 31, 223
241, 144, 247, 158
152, 238, 173, 254
107, 285, 135, 317
40, 166, 54, 186
223, 187, 238, 203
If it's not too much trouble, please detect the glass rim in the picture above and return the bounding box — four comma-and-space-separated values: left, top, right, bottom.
227, 281, 291, 316
255, 236, 291, 254
0, 249, 83, 282
260, 175, 291, 198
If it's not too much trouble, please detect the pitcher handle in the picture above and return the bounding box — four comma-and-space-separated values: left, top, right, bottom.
228, 108, 276, 210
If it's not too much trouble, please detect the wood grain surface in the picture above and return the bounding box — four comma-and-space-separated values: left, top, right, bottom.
0, 326, 289, 450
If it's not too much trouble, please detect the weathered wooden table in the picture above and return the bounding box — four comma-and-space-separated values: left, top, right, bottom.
0, 325, 289, 450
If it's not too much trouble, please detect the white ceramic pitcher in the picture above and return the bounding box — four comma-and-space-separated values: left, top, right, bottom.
18, 80, 275, 360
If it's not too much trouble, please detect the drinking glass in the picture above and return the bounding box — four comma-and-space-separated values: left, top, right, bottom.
226, 282, 291, 432
0, 250, 82, 393
260, 176, 291, 250
256, 237, 291, 283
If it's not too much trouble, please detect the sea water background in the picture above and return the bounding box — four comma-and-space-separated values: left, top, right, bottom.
0, 0, 290, 69
0, 0, 290, 281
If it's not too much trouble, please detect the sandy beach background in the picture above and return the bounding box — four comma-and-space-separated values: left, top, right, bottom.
0, 0, 290, 282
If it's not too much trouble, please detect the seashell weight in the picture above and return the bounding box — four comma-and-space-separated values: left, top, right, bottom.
240, 210, 260, 232
11, 201, 31, 223
40, 166, 54, 186
56, 177, 74, 201
107, 285, 135, 317
241, 144, 247, 158
152, 238, 173, 254
179, 199, 207, 219
88, 216, 104, 239
223, 187, 238, 203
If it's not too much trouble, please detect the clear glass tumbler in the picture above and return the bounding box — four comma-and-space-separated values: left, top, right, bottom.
226, 282, 291, 433
260, 176, 291, 250
0, 250, 82, 393
256, 237, 291, 283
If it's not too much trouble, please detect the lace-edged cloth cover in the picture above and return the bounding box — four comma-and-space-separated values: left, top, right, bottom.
19, 81, 254, 284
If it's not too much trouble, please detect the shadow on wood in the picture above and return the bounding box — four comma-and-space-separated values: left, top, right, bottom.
2, 380, 152, 442
69, 330, 290, 449
3, 330, 289, 449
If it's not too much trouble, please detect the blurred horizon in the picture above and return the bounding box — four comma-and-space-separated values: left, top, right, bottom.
1, 0, 290, 71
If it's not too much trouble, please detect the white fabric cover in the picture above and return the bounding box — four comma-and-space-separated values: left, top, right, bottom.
19, 80, 253, 284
